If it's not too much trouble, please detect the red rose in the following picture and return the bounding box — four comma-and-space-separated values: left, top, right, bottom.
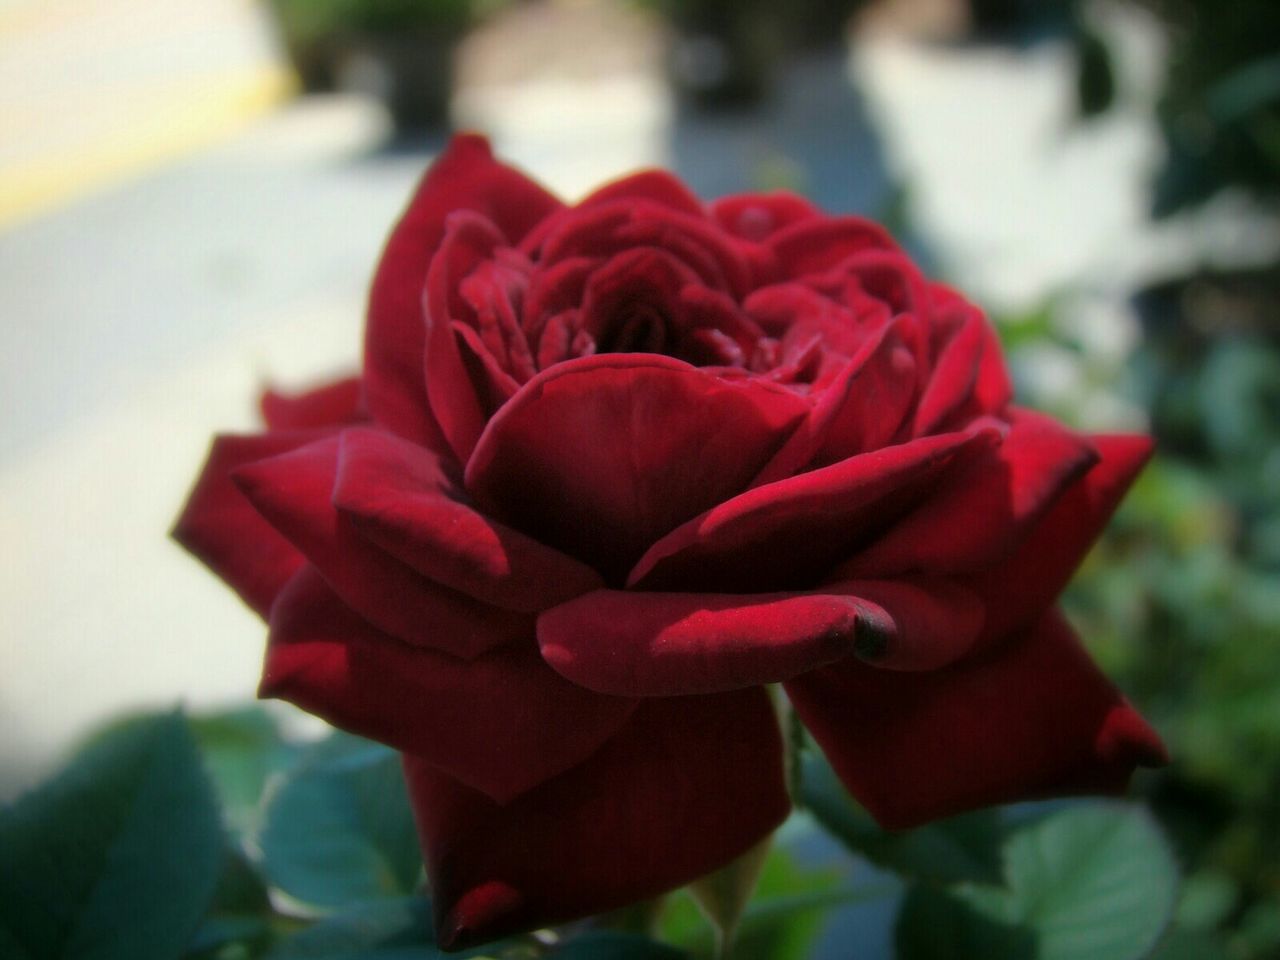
175, 134, 1166, 949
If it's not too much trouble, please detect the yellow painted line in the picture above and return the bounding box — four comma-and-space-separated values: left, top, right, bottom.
0, 63, 295, 231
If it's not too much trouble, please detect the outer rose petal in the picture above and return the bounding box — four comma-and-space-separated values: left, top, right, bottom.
835, 409, 1099, 578
333, 428, 604, 612
963, 434, 1155, 644
711, 192, 821, 242
752, 317, 917, 485
260, 376, 364, 431
912, 300, 1012, 435
364, 134, 561, 450
264, 567, 637, 804
537, 588, 870, 696
423, 212, 509, 463
465, 354, 808, 582
628, 427, 998, 593
766, 215, 897, 279
172, 431, 322, 617
234, 434, 528, 659
403, 686, 789, 950
786, 610, 1167, 830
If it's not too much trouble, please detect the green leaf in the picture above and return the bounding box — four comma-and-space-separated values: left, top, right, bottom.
259, 732, 421, 912
186, 845, 272, 956
998, 804, 1178, 960
265, 896, 515, 960
898, 804, 1179, 960
897, 884, 1035, 960
800, 752, 1004, 884
0, 710, 224, 960
190, 705, 301, 837
550, 931, 688, 959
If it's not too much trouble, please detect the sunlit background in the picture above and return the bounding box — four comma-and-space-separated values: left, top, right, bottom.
2, 0, 1278, 953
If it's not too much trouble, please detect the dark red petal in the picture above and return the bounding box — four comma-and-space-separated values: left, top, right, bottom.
364, 134, 560, 449
263, 567, 636, 804
465, 355, 808, 582
453, 321, 520, 414
752, 318, 917, 486
786, 609, 1167, 830
234, 434, 528, 659
260, 376, 365, 431
767, 216, 897, 278
172, 431, 325, 617
913, 294, 1012, 435
836, 410, 1099, 578
581, 169, 707, 217
962, 434, 1154, 644
537, 588, 872, 696
423, 212, 509, 463
711, 192, 821, 242
628, 427, 998, 594
403, 686, 789, 950
333, 428, 604, 612
827, 576, 986, 671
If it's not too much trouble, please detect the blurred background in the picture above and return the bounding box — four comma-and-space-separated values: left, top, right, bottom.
1, 0, 1277, 956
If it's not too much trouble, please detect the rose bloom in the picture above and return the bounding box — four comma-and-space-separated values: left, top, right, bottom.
176, 135, 1166, 949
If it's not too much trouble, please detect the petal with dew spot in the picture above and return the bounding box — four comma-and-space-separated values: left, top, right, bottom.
263, 567, 636, 804
537, 588, 869, 696
786, 609, 1167, 831
403, 686, 788, 950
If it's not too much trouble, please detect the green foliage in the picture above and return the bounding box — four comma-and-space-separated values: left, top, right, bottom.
894, 806, 1179, 960
259, 733, 422, 912
0, 711, 224, 960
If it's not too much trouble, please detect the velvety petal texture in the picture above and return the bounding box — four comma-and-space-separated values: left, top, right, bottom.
786, 611, 1167, 830
174, 135, 1165, 951
173, 432, 318, 616
264, 567, 637, 803
403, 686, 788, 950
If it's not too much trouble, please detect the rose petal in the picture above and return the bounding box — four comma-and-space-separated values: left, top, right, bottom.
465, 355, 809, 582
786, 609, 1167, 830
423, 212, 509, 463
913, 289, 1012, 434
752, 318, 917, 485
711, 192, 821, 242
835, 409, 1098, 578
234, 434, 528, 659
260, 376, 364, 431
767, 215, 897, 278
333, 428, 604, 612
828, 576, 986, 671
403, 686, 788, 950
962, 434, 1154, 644
537, 588, 873, 696
263, 567, 636, 804
628, 427, 999, 593
172, 432, 319, 617
453, 321, 520, 413
365, 134, 560, 449
580, 169, 708, 217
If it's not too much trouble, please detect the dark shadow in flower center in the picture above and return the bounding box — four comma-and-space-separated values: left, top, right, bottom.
599, 299, 673, 356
